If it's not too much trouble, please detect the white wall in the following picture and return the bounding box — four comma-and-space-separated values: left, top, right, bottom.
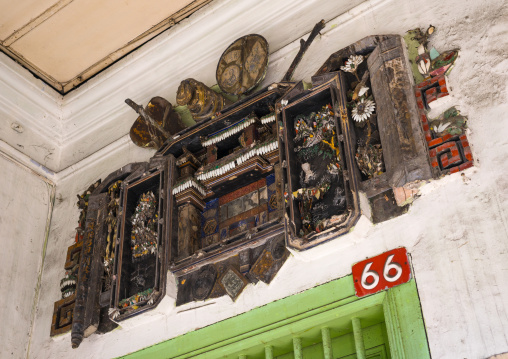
0, 152, 54, 359
2, 0, 508, 358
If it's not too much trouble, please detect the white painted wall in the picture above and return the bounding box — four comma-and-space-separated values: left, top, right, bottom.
0, 53, 62, 172
0, 152, 54, 359
1, 0, 507, 358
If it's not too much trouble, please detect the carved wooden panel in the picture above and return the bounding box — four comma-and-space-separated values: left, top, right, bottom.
71, 192, 108, 348
176, 233, 288, 305
314, 35, 434, 224
367, 36, 432, 188
109, 156, 173, 321
157, 85, 290, 305
64, 241, 83, 270
279, 74, 360, 250
50, 294, 76, 336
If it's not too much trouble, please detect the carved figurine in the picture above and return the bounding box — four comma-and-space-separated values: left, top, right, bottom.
176, 78, 231, 121
301, 163, 316, 183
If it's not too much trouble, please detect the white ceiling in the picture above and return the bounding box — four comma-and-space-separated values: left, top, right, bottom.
0, 0, 212, 93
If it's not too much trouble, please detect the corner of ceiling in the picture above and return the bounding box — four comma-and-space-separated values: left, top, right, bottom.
0, 0, 373, 177
0, 52, 64, 172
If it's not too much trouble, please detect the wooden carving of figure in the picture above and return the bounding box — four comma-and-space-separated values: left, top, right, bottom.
176, 79, 231, 121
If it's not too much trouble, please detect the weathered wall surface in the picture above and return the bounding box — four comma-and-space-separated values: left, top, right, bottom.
0, 153, 54, 359
13, 0, 508, 358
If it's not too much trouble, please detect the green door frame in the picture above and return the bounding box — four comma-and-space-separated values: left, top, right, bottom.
119, 275, 430, 359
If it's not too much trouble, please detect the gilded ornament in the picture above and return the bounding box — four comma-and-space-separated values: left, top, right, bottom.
126, 97, 184, 149
176, 78, 231, 121
216, 34, 269, 96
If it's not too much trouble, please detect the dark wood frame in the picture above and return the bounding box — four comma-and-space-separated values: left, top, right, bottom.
156, 85, 289, 159
278, 74, 361, 250
159, 85, 288, 278
315, 35, 433, 198
109, 156, 173, 321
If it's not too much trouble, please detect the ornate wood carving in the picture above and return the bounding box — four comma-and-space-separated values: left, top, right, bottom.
250, 237, 289, 284
51, 294, 76, 336
176, 79, 231, 121
313, 35, 434, 224
160, 85, 289, 305
315, 35, 433, 197
191, 265, 217, 301
279, 74, 360, 250
71, 192, 108, 348
219, 266, 249, 301
50, 182, 100, 338
64, 241, 83, 270
126, 97, 185, 149
176, 233, 288, 305
109, 156, 173, 321
51, 33, 442, 342
216, 34, 269, 96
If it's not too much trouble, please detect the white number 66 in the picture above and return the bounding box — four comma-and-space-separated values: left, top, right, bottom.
361, 254, 403, 290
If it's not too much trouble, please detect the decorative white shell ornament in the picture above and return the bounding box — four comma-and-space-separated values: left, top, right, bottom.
340, 55, 364, 73
352, 98, 376, 122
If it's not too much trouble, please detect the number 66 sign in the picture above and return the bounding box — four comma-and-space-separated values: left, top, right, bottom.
352, 248, 411, 297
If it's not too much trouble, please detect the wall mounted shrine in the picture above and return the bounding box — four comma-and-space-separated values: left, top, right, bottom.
156, 83, 290, 305
50, 26, 473, 348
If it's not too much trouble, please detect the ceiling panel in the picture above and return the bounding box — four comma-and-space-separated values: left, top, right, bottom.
10, 0, 196, 83
0, 0, 212, 93
0, 0, 60, 40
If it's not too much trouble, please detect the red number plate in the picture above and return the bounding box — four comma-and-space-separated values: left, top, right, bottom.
352, 247, 411, 297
